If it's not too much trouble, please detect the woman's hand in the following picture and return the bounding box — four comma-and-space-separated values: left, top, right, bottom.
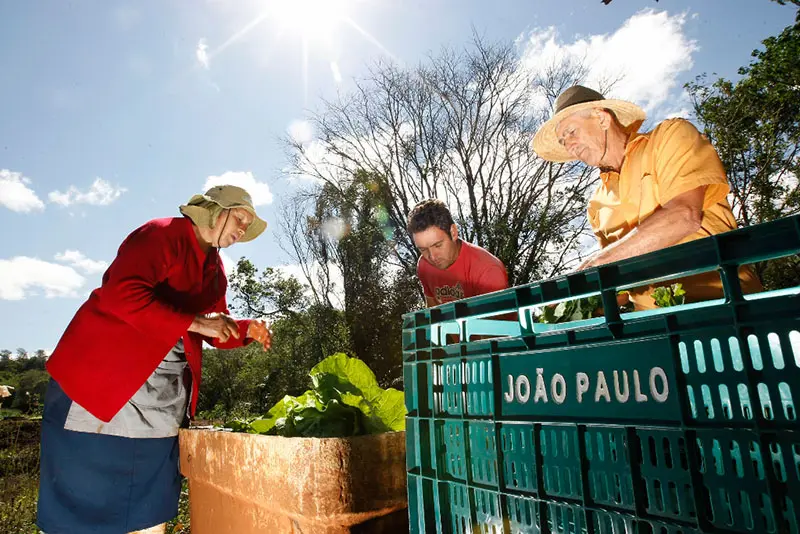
247, 319, 272, 351
188, 313, 240, 343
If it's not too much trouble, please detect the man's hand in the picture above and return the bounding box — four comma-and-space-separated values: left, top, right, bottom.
188, 313, 240, 343
577, 185, 708, 270
247, 319, 272, 351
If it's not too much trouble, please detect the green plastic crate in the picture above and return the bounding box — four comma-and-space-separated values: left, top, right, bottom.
404, 215, 800, 534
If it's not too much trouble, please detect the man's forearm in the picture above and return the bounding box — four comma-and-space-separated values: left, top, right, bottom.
586, 202, 702, 267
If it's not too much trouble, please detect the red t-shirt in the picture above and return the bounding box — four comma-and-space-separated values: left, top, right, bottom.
417, 240, 509, 305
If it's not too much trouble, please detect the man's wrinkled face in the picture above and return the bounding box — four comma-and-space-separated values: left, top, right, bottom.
413, 224, 460, 270
215, 207, 253, 248
556, 109, 608, 166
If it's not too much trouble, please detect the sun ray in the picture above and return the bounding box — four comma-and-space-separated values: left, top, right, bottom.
342, 16, 397, 61
210, 11, 270, 60
302, 36, 310, 107
196, 0, 395, 97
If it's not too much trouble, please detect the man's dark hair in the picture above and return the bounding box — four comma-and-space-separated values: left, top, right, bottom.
407, 199, 455, 235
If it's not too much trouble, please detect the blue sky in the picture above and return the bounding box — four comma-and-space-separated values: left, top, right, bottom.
0, 0, 795, 353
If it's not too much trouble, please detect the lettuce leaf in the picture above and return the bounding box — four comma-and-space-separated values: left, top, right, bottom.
651, 283, 687, 308
229, 353, 406, 438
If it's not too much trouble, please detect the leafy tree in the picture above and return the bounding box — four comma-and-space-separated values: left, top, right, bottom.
281, 171, 422, 386
197, 264, 351, 419
285, 35, 599, 287
687, 21, 800, 288
228, 260, 308, 319
10, 369, 49, 414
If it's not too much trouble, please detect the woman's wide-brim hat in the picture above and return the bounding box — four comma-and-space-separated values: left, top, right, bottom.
531, 85, 646, 163
179, 185, 267, 243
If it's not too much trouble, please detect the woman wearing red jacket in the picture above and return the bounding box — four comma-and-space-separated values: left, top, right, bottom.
37, 185, 272, 534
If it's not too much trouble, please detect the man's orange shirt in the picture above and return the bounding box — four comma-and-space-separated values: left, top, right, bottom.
587, 118, 762, 309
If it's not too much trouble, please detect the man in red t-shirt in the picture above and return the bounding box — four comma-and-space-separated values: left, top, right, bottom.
407, 199, 509, 307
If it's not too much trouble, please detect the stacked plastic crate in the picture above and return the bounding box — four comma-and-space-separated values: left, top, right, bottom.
403, 215, 800, 534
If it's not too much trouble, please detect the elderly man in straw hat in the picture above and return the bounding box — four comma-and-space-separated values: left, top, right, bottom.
38, 185, 272, 534
531, 85, 761, 310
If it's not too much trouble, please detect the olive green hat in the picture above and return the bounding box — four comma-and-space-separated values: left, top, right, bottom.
179, 185, 267, 243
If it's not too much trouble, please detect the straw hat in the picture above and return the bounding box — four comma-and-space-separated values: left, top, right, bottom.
531, 85, 646, 163
179, 185, 266, 243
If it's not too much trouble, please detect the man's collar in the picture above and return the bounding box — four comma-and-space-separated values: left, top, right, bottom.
599, 128, 646, 182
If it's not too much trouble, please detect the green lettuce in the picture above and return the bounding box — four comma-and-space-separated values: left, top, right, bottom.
651, 283, 686, 308
537, 295, 602, 323
226, 353, 406, 438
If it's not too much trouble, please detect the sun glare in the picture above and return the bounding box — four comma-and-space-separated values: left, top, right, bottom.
206, 0, 393, 105
266, 0, 349, 38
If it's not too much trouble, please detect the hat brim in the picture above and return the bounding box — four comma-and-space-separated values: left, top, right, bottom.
531, 99, 647, 163
180, 195, 267, 243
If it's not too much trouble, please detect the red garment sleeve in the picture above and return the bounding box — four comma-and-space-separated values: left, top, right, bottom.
209, 305, 253, 350
98, 223, 196, 347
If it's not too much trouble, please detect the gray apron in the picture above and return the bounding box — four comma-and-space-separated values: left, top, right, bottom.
63, 338, 191, 438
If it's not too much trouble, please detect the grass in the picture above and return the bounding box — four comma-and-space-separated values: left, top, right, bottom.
167, 478, 191, 534
0, 419, 191, 533
0, 408, 24, 419
0, 419, 41, 534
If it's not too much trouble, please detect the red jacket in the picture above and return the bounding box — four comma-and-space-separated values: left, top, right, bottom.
46, 217, 251, 423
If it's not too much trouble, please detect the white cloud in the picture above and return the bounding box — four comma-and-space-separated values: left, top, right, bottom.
0, 170, 45, 213
54, 250, 109, 275
48, 178, 127, 207
0, 257, 85, 300
288, 120, 315, 145
520, 9, 698, 120
331, 61, 343, 84
287, 140, 340, 184
203, 171, 273, 206
287, 8, 698, 216
196, 39, 210, 69
278, 262, 345, 308
659, 88, 694, 121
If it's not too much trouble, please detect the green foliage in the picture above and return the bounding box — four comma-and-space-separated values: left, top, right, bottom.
10, 370, 48, 415
230, 353, 406, 438
247, 390, 365, 438
199, 263, 352, 420
687, 21, 800, 289
651, 283, 687, 308
309, 352, 407, 433
537, 296, 602, 324
0, 352, 49, 415
0, 409, 23, 420
291, 171, 421, 387
228, 260, 308, 319
166, 478, 191, 534
0, 420, 41, 534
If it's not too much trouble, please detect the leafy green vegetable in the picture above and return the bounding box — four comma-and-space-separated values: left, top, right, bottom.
651, 283, 686, 308
310, 352, 406, 434
537, 295, 602, 324
226, 353, 406, 438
